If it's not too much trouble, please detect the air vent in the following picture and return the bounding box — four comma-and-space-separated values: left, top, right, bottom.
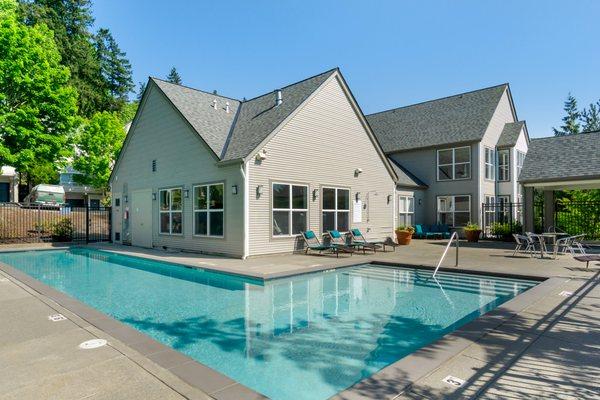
152, 159, 157, 172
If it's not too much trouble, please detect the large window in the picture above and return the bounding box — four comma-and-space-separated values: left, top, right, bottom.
159, 187, 182, 235
437, 195, 470, 227
516, 151, 526, 178
398, 195, 414, 226
272, 183, 307, 236
498, 149, 510, 181
437, 146, 471, 181
193, 183, 224, 237
322, 187, 350, 232
484, 147, 495, 180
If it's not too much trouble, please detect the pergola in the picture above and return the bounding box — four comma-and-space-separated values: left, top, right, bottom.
520, 131, 600, 232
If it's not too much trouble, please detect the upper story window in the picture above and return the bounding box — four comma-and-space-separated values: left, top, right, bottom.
437, 146, 471, 181
484, 147, 495, 180
498, 149, 510, 181
272, 183, 307, 236
322, 187, 350, 233
516, 151, 526, 178
159, 187, 182, 235
193, 183, 224, 237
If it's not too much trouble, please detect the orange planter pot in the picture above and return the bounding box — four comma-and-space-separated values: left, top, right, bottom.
465, 229, 481, 243
395, 230, 413, 245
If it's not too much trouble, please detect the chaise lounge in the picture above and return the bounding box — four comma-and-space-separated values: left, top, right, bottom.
301, 230, 354, 258
349, 228, 397, 252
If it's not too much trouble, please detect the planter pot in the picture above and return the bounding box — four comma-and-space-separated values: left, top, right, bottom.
465, 229, 481, 243
395, 231, 413, 245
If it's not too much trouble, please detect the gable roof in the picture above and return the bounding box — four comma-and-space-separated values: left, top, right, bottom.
497, 121, 525, 148
388, 158, 427, 189
366, 84, 509, 153
519, 131, 600, 184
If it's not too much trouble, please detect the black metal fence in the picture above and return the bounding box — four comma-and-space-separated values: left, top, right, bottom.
554, 201, 600, 240
482, 202, 524, 240
0, 203, 111, 243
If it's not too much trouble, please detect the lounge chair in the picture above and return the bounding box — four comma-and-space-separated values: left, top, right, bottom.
327, 230, 370, 254
350, 228, 395, 252
301, 230, 353, 258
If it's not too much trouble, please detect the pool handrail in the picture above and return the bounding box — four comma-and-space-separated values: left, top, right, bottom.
433, 231, 459, 277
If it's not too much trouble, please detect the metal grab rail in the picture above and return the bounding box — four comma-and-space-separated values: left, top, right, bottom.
432, 231, 459, 277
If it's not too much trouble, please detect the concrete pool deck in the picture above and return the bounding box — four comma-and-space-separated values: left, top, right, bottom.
0, 240, 598, 399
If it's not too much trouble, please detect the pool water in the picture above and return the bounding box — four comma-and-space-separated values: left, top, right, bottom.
0, 248, 536, 400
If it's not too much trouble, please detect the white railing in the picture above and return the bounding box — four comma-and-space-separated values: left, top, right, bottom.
432, 231, 459, 277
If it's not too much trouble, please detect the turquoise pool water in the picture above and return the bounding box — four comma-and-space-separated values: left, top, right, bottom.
0, 248, 536, 399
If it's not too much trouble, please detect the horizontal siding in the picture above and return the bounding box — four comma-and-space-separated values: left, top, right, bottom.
111, 84, 244, 257
248, 76, 396, 256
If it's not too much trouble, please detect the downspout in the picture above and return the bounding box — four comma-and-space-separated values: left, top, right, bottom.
241, 162, 250, 259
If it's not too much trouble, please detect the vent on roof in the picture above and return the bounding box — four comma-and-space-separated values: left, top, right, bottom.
212, 99, 217, 110
275, 89, 283, 107
225, 102, 230, 113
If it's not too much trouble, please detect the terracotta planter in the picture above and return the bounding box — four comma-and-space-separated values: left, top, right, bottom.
465, 229, 481, 243
395, 230, 413, 245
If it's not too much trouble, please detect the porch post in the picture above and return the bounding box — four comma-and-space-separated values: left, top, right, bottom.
523, 186, 535, 232
543, 190, 555, 231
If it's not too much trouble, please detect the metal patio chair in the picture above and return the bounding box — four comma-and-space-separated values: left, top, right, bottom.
512, 234, 535, 257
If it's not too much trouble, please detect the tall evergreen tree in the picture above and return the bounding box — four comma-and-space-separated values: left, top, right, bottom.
136, 81, 146, 101
553, 94, 580, 136
166, 67, 182, 84
94, 28, 133, 108
581, 102, 600, 132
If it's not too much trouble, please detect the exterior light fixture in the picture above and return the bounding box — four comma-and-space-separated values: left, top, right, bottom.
354, 168, 363, 176
124, 195, 128, 203
256, 185, 264, 196
418, 198, 422, 205
152, 193, 156, 201
387, 194, 392, 204
183, 188, 189, 198
232, 185, 238, 195
312, 189, 319, 201
355, 192, 361, 201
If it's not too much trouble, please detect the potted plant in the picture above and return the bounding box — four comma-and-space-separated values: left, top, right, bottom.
464, 222, 481, 243
395, 226, 415, 245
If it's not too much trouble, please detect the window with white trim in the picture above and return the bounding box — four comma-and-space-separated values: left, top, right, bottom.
398, 195, 414, 226
437, 146, 471, 181
272, 183, 307, 236
498, 149, 510, 181
193, 183, 224, 237
437, 195, 470, 227
484, 147, 495, 180
516, 151, 526, 178
159, 188, 182, 234
322, 187, 350, 232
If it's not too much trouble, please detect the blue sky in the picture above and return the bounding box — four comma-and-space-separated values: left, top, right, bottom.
93, 0, 600, 138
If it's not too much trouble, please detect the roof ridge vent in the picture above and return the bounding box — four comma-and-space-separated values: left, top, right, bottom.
275, 89, 283, 107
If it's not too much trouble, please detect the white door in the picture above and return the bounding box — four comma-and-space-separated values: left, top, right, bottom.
131, 189, 153, 248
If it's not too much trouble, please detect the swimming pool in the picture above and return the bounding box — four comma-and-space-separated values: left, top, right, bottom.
0, 248, 536, 399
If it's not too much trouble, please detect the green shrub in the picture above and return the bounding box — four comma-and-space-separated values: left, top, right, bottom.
396, 225, 415, 234
465, 222, 480, 231
490, 221, 522, 236
52, 217, 73, 241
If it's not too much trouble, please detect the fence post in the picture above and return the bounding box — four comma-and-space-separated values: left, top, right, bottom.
108, 206, 112, 243
85, 205, 90, 244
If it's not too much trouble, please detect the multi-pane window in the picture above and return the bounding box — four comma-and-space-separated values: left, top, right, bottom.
516, 151, 526, 178
437, 195, 470, 227
498, 149, 510, 181
272, 183, 308, 236
322, 187, 350, 232
193, 183, 224, 237
484, 147, 495, 180
159, 188, 182, 234
437, 146, 471, 181
398, 195, 414, 226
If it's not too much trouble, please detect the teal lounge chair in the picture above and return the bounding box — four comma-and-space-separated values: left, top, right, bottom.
350, 228, 396, 252
301, 230, 353, 258
327, 230, 368, 254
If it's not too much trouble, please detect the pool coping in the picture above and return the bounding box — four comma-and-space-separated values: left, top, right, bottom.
0, 249, 563, 400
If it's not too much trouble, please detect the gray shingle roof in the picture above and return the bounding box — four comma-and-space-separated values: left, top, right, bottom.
519, 131, 600, 183
497, 121, 525, 148
388, 158, 427, 188
366, 84, 508, 153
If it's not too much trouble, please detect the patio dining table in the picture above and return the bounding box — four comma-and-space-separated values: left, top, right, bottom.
540, 232, 569, 259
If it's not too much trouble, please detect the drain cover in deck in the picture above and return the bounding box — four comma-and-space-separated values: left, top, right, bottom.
442, 375, 465, 387
79, 339, 107, 349
48, 314, 67, 322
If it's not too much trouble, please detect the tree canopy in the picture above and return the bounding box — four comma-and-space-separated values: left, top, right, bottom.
553, 93, 600, 135
166, 67, 182, 84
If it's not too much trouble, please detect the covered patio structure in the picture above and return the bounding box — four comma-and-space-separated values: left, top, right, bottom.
520, 130, 600, 235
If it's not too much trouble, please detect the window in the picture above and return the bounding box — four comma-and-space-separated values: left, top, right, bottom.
498, 149, 510, 181
193, 183, 224, 237
398, 195, 414, 226
437, 146, 471, 181
159, 188, 182, 234
322, 187, 350, 232
516, 151, 526, 178
437, 195, 470, 227
484, 147, 495, 180
114, 198, 120, 207
272, 183, 308, 236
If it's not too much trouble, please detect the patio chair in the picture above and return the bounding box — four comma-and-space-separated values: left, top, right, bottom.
301, 230, 352, 258
512, 234, 535, 257
349, 228, 386, 252
556, 234, 586, 255
327, 230, 366, 254
526, 232, 547, 258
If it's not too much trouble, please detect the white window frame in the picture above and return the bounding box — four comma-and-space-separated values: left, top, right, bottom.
398, 195, 414, 227
159, 187, 183, 235
272, 183, 308, 237
437, 146, 471, 181
193, 183, 225, 238
322, 187, 351, 233
497, 149, 510, 182
436, 195, 471, 227
516, 151, 526, 178
484, 147, 495, 181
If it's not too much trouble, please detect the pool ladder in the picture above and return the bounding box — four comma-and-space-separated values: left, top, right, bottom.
432, 231, 459, 278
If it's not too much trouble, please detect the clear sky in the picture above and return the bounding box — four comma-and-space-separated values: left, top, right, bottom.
93, 0, 600, 138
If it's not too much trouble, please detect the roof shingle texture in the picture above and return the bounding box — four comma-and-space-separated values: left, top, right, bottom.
519, 131, 600, 183
366, 84, 508, 153
497, 121, 525, 148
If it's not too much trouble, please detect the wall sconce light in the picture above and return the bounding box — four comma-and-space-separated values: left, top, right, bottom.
124, 195, 128, 203
355, 192, 361, 201
232, 185, 238, 195
312, 188, 319, 201
152, 193, 156, 201
354, 168, 363, 176
183, 188, 189, 198
418, 198, 422, 205
256, 185, 264, 197
387, 194, 392, 204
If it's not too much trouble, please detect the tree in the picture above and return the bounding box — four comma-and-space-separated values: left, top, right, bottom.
0, 0, 78, 186
94, 28, 133, 108
136, 81, 146, 101
553, 94, 580, 136
581, 102, 600, 132
166, 67, 182, 84
116, 101, 138, 126
72, 111, 125, 190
